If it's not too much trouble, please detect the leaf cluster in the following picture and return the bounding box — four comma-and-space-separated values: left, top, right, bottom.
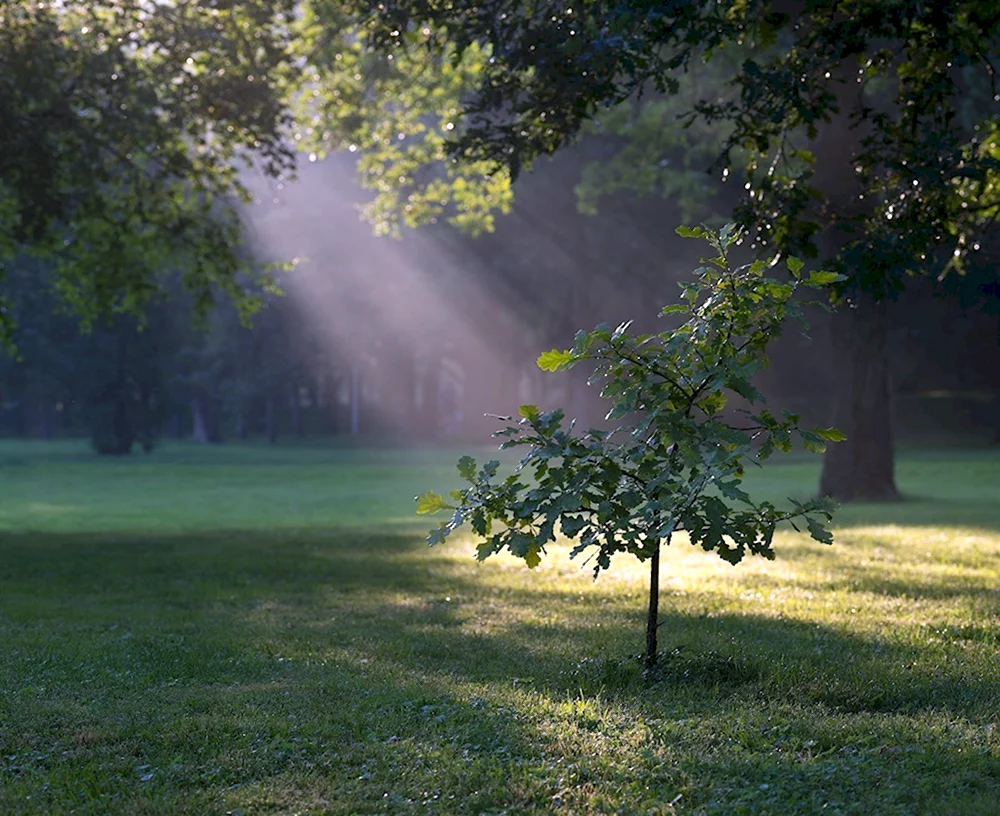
0, 0, 299, 349
418, 226, 840, 574
351, 1, 1000, 292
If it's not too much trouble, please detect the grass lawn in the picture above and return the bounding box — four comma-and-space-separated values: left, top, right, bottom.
1, 439, 999, 815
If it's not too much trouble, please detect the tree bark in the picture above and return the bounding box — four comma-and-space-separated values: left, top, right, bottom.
644, 534, 664, 673
819, 295, 899, 501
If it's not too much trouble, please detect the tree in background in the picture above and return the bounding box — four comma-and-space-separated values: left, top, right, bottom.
0, 0, 298, 347
332, 0, 1000, 500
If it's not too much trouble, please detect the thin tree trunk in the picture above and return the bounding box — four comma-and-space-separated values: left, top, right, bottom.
420, 357, 442, 439
265, 395, 278, 444
111, 332, 132, 454
349, 363, 361, 436
290, 385, 303, 437
819, 295, 899, 500
191, 397, 209, 444
36, 399, 51, 440
645, 540, 661, 673
191, 392, 221, 444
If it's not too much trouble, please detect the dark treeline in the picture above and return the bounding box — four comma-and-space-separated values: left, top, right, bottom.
2, 150, 999, 454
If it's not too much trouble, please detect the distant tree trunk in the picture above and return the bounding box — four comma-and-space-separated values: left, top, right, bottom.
36, 399, 52, 439
324, 371, 340, 435
819, 295, 899, 501
137, 380, 155, 453
93, 333, 135, 456
420, 357, 442, 438
235, 411, 247, 441
191, 398, 209, 444
265, 395, 278, 444
191, 393, 221, 444
290, 385, 303, 437
349, 363, 361, 436
993, 318, 1000, 444
14, 402, 26, 437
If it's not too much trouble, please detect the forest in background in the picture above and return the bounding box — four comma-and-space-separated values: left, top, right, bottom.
3, 144, 998, 453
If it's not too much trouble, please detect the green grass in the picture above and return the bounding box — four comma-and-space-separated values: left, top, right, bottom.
1, 439, 999, 815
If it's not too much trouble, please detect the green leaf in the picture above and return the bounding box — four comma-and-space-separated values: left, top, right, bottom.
660, 304, 689, 316
537, 348, 574, 371
675, 225, 707, 239
727, 378, 763, 404
518, 404, 540, 421
813, 427, 847, 442
561, 514, 588, 538
799, 432, 827, 454
806, 516, 834, 545
476, 538, 498, 561
457, 455, 477, 480
523, 544, 542, 569
786, 256, 804, 278
416, 491, 449, 515
716, 479, 752, 503
804, 271, 845, 287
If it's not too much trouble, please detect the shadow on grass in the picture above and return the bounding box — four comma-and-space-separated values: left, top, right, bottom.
3, 527, 1000, 814
829, 495, 1000, 534
4, 528, 996, 716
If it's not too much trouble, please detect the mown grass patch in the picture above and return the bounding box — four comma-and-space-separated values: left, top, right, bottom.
1, 440, 999, 814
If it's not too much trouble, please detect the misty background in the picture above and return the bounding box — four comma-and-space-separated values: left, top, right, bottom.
2, 142, 998, 454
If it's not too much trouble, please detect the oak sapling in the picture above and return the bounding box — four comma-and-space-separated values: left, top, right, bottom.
418, 225, 842, 672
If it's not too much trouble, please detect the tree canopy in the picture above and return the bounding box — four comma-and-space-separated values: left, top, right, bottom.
5, 0, 1000, 497
330, 0, 1000, 499
346, 0, 1000, 277
0, 0, 298, 347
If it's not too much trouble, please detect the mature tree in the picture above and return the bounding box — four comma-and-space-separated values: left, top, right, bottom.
325, 0, 1000, 500
0, 0, 298, 348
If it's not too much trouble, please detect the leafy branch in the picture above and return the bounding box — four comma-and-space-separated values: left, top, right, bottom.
417, 224, 842, 670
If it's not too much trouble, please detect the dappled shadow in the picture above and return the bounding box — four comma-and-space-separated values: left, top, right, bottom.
829, 496, 1000, 533
3, 526, 998, 723
4, 525, 1000, 813
740, 557, 1000, 605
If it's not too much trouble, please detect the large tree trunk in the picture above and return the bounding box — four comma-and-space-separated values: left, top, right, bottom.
819, 295, 899, 501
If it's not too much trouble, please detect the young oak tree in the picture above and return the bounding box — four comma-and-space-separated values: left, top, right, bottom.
418, 225, 841, 672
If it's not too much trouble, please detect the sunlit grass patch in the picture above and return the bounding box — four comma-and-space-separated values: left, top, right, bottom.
1, 441, 999, 814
